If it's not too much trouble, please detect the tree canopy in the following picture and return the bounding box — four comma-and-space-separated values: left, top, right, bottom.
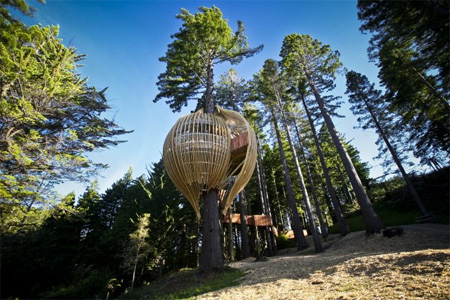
1, 14, 130, 232
154, 6, 262, 113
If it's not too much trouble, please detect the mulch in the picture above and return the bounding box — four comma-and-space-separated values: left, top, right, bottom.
200, 226, 450, 299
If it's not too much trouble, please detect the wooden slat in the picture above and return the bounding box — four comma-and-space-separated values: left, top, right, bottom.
223, 213, 273, 227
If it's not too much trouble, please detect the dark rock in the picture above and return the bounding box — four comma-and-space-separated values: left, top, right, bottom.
383, 227, 404, 238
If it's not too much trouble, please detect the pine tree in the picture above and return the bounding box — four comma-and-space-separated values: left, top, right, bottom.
346, 70, 430, 217
281, 34, 384, 234
154, 6, 262, 271
1, 22, 130, 229
358, 0, 450, 167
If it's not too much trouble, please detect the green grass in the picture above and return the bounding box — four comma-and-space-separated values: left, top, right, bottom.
120, 267, 244, 299
328, 202, 422, 234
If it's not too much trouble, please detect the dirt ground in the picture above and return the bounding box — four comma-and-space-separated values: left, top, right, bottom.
200, 225, 450, 299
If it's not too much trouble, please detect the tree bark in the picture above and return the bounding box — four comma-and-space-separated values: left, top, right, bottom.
306, 73, 384, 234
293, 117, 328, 239
238, 192, 250, 258
131, 245, 140, 291
227, 208, 234, 262
271, 107, 308, 250
199, 55, 224, 270
256, 140, 275, 255
277, 108, 323, 253
363, 96, 430, 216
336, 164, 353, 204
204, 56, 215, 113
301, 95, 349, 236
199, 189, 223, 270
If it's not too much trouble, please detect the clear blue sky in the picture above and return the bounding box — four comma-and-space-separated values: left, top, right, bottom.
21, 0, 385, 197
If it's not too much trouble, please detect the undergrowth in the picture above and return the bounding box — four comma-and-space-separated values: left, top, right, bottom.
120, 267, 244, 299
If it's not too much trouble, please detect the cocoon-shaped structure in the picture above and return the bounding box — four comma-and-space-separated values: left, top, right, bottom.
163, 106, 257, 218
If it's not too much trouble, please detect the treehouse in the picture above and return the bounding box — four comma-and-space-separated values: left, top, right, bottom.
163, 106, 257, 218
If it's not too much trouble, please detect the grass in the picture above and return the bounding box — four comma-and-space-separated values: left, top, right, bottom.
328, 202, 423, 234
120, 267, 244, 299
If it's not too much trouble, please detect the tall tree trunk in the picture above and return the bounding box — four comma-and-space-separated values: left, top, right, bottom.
234, 225, 241, 259
204, 57, 215, 114
256, 140, 275, 255
362, 96, 430, 216
301, 95, 349, 236
200, 189, 223, 270
271, 169, 285, 230
227, 208, 234, 262
293, 117, 328, 239
335, 164, 353, 204
412, 66, 450, 113
305, 73, 384, 234
199, 58, 224, 271
277, 107, 323, 253
238, 192, 250, 258
131, 245, 140, 291
270, 107, 308, 250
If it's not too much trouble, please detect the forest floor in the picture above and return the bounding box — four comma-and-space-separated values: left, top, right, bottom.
199, 224, 450, 299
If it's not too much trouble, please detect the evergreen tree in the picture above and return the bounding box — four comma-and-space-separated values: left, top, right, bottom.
281, 34, 384, 234
0, 23, 130, 231
122, 213, 151, 291
358, 0, 450, 167
215, 69, 248, 111
358, 0, 449, 100
346, 70, 430, 216
259, 59, 323, 252
154, 6, 261, 271
250, 62, 308, 250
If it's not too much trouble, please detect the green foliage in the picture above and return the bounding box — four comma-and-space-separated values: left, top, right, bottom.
275, 232, 296, 250
215, 69, 248, 111
154, 6, 262, 112
0, 20, 130, 233
41, 270, 114, 299
280, 33, 342, 94
0, 0, 45, 26
358, 0, 449, 97
120, 267, 244, 300
357, 0, 450, 167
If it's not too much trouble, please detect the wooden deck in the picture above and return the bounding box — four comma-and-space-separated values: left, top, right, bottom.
223, 213, 273, 227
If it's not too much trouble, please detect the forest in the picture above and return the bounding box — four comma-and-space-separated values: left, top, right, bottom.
1, 0, 449, 299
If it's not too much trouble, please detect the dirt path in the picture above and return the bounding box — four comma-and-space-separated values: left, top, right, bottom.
200, 225, 450, 299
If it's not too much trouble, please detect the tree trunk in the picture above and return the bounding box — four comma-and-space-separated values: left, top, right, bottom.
306, 73, 384, 234
271, 169, 285, 230
199, 189, 224, 270
234, 225, 240, 259
199, 56, 224, 270
412, 66, 450, 113
293, 117, 328, 239
277, 108, 323, 253
256, 140, 275, 255
363, 97, 430, 216
336, 164, 353, 204
271, 108, 308, 250
205, 57, 215, 114
301, 95, 349, 236
227, 208, 234, 262
238, 192, 250, 258
131, 246, 140, 291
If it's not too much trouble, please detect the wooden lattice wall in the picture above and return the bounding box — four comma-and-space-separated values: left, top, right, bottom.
163, 106, 257, 218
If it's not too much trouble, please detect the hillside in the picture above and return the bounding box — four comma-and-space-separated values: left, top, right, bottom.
199, 225, 449, 299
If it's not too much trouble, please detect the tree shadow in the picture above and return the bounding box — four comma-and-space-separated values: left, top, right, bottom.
231, 227, 449, 287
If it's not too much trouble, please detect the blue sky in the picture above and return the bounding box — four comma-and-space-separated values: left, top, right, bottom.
21, 0, 385, 197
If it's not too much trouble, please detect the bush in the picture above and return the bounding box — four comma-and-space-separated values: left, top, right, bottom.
41, 270, 113, 299
276, 232, 296, 250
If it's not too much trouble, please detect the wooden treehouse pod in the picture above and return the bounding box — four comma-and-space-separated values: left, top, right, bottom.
163, 106, 257, 218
